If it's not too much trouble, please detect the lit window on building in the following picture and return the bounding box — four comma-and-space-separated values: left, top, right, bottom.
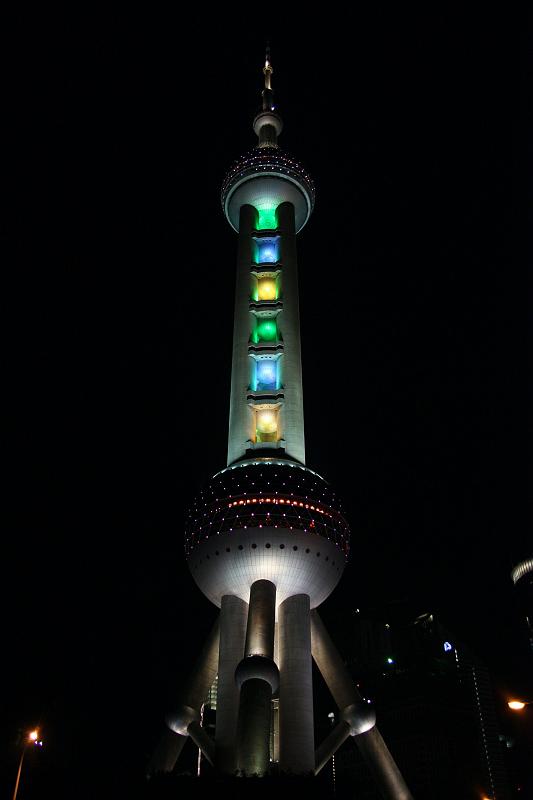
252, 318, 278, 343
256, 207, 277, 231
253, 236, 280, 264
257, 276, 277, 301
256, 409, 278, 443
255, 360, 278, 391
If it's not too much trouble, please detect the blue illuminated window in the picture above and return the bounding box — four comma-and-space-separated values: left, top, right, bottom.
256, 360, 277, 391
253, 236, 280, 265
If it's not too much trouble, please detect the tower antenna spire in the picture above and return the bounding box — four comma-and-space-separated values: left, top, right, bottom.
254, 43, 282, 146
263, 43, 273, 90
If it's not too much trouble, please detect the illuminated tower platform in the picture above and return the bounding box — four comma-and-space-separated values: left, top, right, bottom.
150, 52, 413, 799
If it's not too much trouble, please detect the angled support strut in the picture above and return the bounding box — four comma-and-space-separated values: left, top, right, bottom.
311, 610, 413, 800
148, 616, 220, 775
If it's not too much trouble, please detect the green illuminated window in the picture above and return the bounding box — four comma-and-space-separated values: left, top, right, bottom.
251, 318, 278, 344
256, 207, 278, 231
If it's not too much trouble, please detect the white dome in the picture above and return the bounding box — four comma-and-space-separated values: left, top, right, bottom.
225, 175, 311, 233
188, 526, 345, 613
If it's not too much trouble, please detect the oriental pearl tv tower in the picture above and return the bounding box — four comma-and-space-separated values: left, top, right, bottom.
151, 52, 412, 799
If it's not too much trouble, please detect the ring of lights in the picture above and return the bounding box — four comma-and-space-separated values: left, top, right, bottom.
185, 460, 350, 557
221, 148, 315, 233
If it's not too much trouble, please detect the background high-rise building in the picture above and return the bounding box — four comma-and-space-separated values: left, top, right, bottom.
332, 604, 511, 799
510, 556, 533, 656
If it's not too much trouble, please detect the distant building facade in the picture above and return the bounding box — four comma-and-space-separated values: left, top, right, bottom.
333, 605, 510, 799
511, 557, 533, 656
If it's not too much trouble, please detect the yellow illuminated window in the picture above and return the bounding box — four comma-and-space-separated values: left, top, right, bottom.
256, 409, 278, 443
257, 277, 277, 301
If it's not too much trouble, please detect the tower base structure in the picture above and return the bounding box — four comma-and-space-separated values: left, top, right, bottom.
149, 599, 413, 799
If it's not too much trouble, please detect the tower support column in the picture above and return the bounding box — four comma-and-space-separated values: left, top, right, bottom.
215, 595, 248, 774
227, 203, 257, 466
356, 726, 414, 800
276, 201, 305, 464
235, 580, 279, 775
279, 593, 314, 774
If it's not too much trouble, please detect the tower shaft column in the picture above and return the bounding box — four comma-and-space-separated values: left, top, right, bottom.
227, 204, 257, 466
215, 595, 248, 774
277, 202, 305, 464
236, 678, 273, 774
244, 578, 276, 657
235, 580, 279, 775
279, 593, 314, 774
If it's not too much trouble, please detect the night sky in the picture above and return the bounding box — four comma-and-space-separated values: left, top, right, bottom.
3, 10, 527, 799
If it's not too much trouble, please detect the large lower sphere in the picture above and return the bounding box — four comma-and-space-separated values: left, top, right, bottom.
185, 459, 350, 610
188, 527, 346, 611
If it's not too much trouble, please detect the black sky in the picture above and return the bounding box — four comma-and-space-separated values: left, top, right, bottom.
2, 9, 526, 799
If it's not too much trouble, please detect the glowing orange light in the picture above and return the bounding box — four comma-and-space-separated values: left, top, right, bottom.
508, 700, 526, 710
29, 730, 39, 742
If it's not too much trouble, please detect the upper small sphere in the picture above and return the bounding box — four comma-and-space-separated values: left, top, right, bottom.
253, 110, 283, 138
221, 147, 315, 233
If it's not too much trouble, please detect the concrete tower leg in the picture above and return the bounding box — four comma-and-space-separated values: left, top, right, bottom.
147, 727, 188, 775
271, 621, 280, 763
310, 610, 413, 799
235, 580, 279, 776
314, 720, 351, 775
164, 617, 220, 762
278, 593, 314, 774
215, 595, 248, 774
310, 610, 361, 710
356, 726, 414, 800
149, 616, 220, 775
236, 678, 273, 774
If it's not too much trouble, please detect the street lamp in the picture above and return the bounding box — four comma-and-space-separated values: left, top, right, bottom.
12, 729, 43, 800
508, 699, 532, 711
